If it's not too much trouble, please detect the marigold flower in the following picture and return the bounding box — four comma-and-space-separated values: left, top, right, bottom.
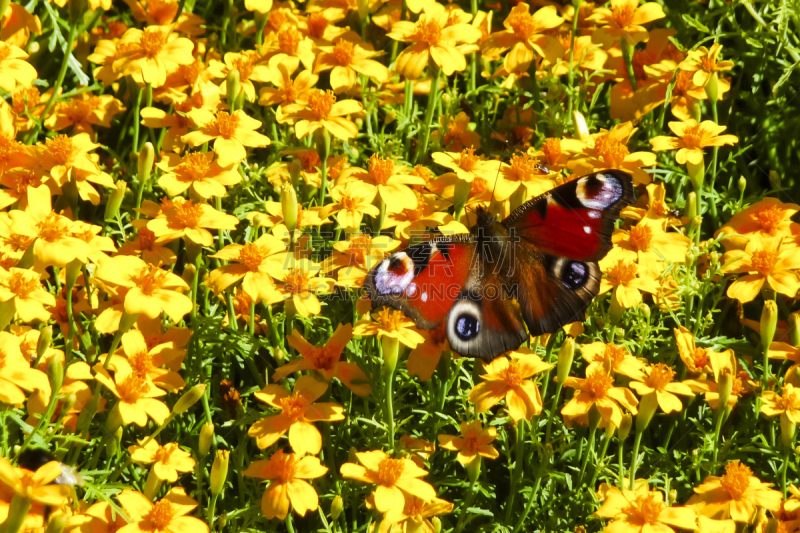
580, 341, 646, 380
340, 450, 436, 513
760, 384, 800, 424
339, 154, 426, 212
684, 349, 746, 410
27, 358, 96, 431
384, 192, 451, 240
182, 109, 271, 167
480, 4, 563, 74
116, 488, 208, 533
686, 461, 781, 523
321, 181, 380, 230
468, 348, 552, 422
674, 326, 715, 375
68, 501, 128, 533
243, 450, 328, 520
494, 152, 554, 202
44, 92, 125, 135
94, 366, 170, 427
280, 323, 371, 396
650, 119, 738, 166
287, 89, 363, 141
108, 329, 185, 392
207, 50, 271, 102
388, 2, 482, 79
722, 235, 800, 303
156, 152, 241, 199
562, 367, 639, 428
207, 234, 287, 301
313, 37, 390, 93
322, 232, 398, 289
95, 255, 193, 323
630, 363, 695, 414
565, 122, 656, 186
407, 325, 450, 381
129, 440, 196, 482
146, 198, 239, 247
595, 483, 698, 532
678, 43, 734, 88
0, 42, 37, 91
588, 0, 665, 46
716, 198, 800, 251
432, 111, 482, 152
267, 257, 333, 317
768, 342, 800, 387
258, 64, 319, 110
354, 308, 425, 349
112, 25, 195, 88
598, 255, 660, 308
248, 375, 344, 454
117, 227, 177, 266
0, 331, 50, 405
0, 457, 71, 507
438, 420, 499, 466
611, 218, 692, 277
378, 496, 455, 533
0, 267, 56, 323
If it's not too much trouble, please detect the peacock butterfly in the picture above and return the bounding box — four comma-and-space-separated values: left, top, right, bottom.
363, 169, 635, 361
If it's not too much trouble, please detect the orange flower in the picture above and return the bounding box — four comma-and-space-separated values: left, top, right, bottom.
267, 257, 333, 317
608, 218, 692, 276
156, 152, 241, 199
94, 366, 170, 427
686, 461, 781, 523
0, 331, 50, 405
112, 25, 195, 87
243, 450, 328, 520
340, 450, 436, 513
407, 326, 450, 381
678, 43, 734, 88
313, 37, 390, 93
248, 375, 344, 454
565, 122, 656, 186
595, 483, 698, 532
588, 0, 665, 46
116, 488, 208, 533
480, 4, 564, 74
0, 267, 56, 323
280, 324, 371, 396
0, 42, 37, 91
629, 363, 695, 414
468, 348, 553, 422
182, 109, 271, 167
146, 198, 239, 247
378, 496, 455, 533
0, 457, 71, 507
598, 255, 660, 309
580, 341, 645, 380
287, 89, 363, 141
561, 367, 639, 428
760, 384, 800, 426
339, 154, 426, 212
674, 326, 715, 375
438, 420, 499, 465
722, 235, 800, 303
684, 349, 746, 410
354, 308, 425, 350
128, 440, 196, 482
716, 198, 800, 248
206, 234, 287, 301
650, 119, 738, 165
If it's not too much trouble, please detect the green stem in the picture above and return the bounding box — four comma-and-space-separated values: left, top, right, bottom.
452, 477, 479, 533
629, 429, 643, 490
415, 67, 440, 164
249, 300, 256, 336
503, 421, 526, 524
708, 100, 719, 221
579, 420, 599, 486
384, 368, 395, 449
711, 407, 726, 467
285, 510, 296, 533
207, 493, 219, 531
131, 84, 143, 159
226, 291, 239, 331
620, 39, 638, 92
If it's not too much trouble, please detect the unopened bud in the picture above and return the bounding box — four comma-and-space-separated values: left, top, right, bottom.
764, 518, 779, 533
761, 300, 778, 355
556, 337, 575, 385
104, 180, 127, 221
330, 495, 344, 520
691, 216, 702, 230
289, 159, 303, 187
636, 393, 658, 434
704, 73, 719, 102
281, 184, 298, 234
780, 415, 797, 449
618, 414, 632, 441
717, 370, 733, 412
348, 447, 358, 464
572, 111, 590, 142
769, 170, 781, 190
106, 403, 123, 433
640, 304, 650, 323
199, 422, 214, 457
381, 336, 399, 376
690, 100, 702, 122
431, 516, 442, 533
45, 511, 67, 533
173, 384, 206, 416
138, 143, 155, 184
790, 313, 800, 347
210, 450, 230, 496
668, 489, 678, 506
686, 192, 697, 220
37, 326, 53, 363
466, 456, 481, 484
737, 176, 746, 195
47, 354, 64, 395
227, 70, 241, 111
60, 393, 76, 419
609, 289, 625, 325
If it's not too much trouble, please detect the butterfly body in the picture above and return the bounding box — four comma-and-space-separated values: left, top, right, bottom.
364, 170, 635, 361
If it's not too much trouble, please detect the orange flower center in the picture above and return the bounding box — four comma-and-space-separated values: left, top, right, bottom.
6, 233, 33, 252
752, 205, 784, 234
623, 492, 663, 526
211, 111, 239, 139
346, 234, 373, 264
602, 344, 628, 370
37, 213, 70, 243
413, 19, 442, 46
307, 13, 329, 39
507, 10, 538, 40
282, 268, 312, 295
593, 132, 629, 168
750, 249, 778, 277
605, 260, 637, 286
458, 148, 479, 171
692, 347, 709, 370
540, 138, 562, 167
774, 387, 799, 412
270, 450, 297, 483
471, 177, 487, 196
278, 392, 309, 421
376, 308, 405, 332
11, 86, 40, 115
138, 228, 157, 251
332, 41, 355, 66
720, 461, 752, 500
153, 445, 171, 464
308, 347, 337, 370
46, 135, 74, 165
339, 194, 360, 212
700, 53, 717, 73
673, 70, 693, 96
6, 271, 39, 298
267, 11, 287, 32
278, 28, 302, 54
629, 224, 653, 252
170, 200, 205, 229
139, 28, 169, 58
463, 432, 480, 454
368, 154, 395, 185
631, 50, 649, 81
377, 457, 405, 486
128, 350, 154, 379
238, 243, 269, 272
179, 59, 204, 85
584, 370, 613, 400
131, 264, 169, 295
0, 137, 22, 167
309, 90, 336, 121
296, 151, 321, 173
117, 374, 150, 403
499, 360, 525, 387
175, 152, 213, 182
610, 3, 636, 28
506, 153, 544, 183
645, 363, 675, 390
144, 499, 175, 530
679, 123, 707, 150
9, 170, 43, 195
63, 96, 100, 126
231, 52, 256, 81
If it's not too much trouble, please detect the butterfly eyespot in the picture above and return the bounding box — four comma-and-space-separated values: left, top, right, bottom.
455, 313, 480, 341
561, 260, 589, 290
576, 173, 624, 210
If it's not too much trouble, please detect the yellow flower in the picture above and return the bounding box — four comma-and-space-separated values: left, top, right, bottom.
340, 450, 436, 513
0, 42, 37, 91
378, 496, 455, 533
684, 349, 746, 410
678, 43, 734, 88
339, 154, 426, 212
322, 232, 398, 289
468, 348, 553, 422
650, 119, 738, 166
287, 89, 363, 141
562, 368, 639, 428
432, 111, 482, 152
608, 218, 692, 276
629, 363, 695, 414
182, 109, 271, 167
94, 367, 170, 427
44, 92, 125, 135
480, 4, 564, 74
243, 450, 328, 520
0, 267, 56, 323
108, 329, 185, 392
598, 255, 660, 308
686, 461, 781, 523
494, 151, 554, 203
580, 341, 646, 380
260, 26, 316, 72
722, 235, 800, 303
146, 198, 239, 247
258, 64, 319, 110
407, 325, 451, 381
432, 148, 502, 184
0, 331, 50, 405
565, 122, 656, 186
438, 420, 499, 466
280, 324, 371, 396
117, 227, 177, 266
674, 326, 715, 375
313, 37, 390, 93
129, 440, 196, 482
384, 192, 451, 240
760, 384, 800, 425
116, 488, 208, 533
0, 457, 71, 506
156, 152, 241, 199
267, 257, 333, 317
587, 0, 665, 46
528, 137, 574, 174
207, 234, 286, 301
321, 181, 380, 230
716, 198, 800, 250
68, 501, 128, 533
354, 308, 425, 349
207, 50, 272, 102
95, 255, 193, 322
112, 25, 195, 87
248, 375, 344, 454
595, 483, 698, 532
769, 342, 800, 387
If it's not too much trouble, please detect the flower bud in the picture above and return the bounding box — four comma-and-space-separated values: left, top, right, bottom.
60, 393, 76, 419
104, 180, 127, 221
105, 426, 122, 457
330, 495, 344, 520
37, 326, 53, 363
618, 414, 632, 442
210, 450, 230, 496
686, 159, 705, 191
717, 369, 733, 413
636, 393, 658, 434
668, 489, 678, 506
144, 467, 162, 500
738, 176, 747, 195
789, 312, 800, 347
761, 300, 778, 353
704, 72, 719, 102
381, 336, 400, 375
572, 111, 590, 142
217, 514, 227, 529
686, 192, 697, 220
466, 456, 481, 484
105, 403, 123, 433
357, 0, 369, 21
45, 510, 67, 533
556, 337, 575, 385
432, 516, 442, 533
226, 70, 241, 111
690, 100, 702, 122
46, 354, 64, 396
281, 184, 298, 234
138, 142, 155, 184
0, 299, 15, 331
199, 422, 215, 457
173, 384, 207, 416
691, 216, 702, 230
769, 170, 781, 190
640, 304, 650, 324
781, 414, 797, 449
